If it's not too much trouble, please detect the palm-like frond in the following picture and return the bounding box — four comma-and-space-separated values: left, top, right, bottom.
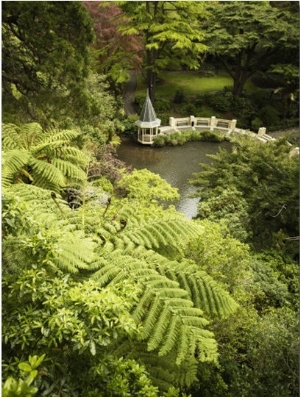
2, 122, 89, 191
91, 249, 224, 365
2, 123, 23, 149
52, 159, 87, 182
112, 340, 199, 390
2, 150, 30, 186
2, 184, 96, 274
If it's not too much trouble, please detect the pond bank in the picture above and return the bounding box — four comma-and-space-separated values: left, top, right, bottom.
117, 137, 231, 219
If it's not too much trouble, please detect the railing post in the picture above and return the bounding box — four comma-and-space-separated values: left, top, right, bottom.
169, 117, 176, 127
210, 116, 216, 131
230, 119, 237, 130
258, 127, 266, 136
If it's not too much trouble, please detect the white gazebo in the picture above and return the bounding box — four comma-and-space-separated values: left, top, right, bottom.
135, 92, 161, 145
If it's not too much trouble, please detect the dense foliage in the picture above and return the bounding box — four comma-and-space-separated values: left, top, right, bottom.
191, 136, 299, 256
2, 2, 94, 126
203, 1, 299, 96
2, 1, 299, 396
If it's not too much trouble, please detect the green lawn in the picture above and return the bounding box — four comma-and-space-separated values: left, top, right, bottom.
136, 71, 258, 97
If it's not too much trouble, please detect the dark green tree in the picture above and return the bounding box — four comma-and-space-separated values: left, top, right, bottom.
2, 1, 94, 125
116, 1, 208, 102
204, 1, 299, 96
191, 136, 299, 255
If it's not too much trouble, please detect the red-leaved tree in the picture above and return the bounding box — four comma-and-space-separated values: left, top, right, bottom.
83, 2, 143, 92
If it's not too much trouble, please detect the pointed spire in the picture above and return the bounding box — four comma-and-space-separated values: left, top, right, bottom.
139, 90, 157, 123
135, 91, 161, 128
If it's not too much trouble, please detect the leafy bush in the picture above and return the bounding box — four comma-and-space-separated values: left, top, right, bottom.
259, 105, 280, 126
249, 89, 274, 108
210, 93, 232, 112
251, 117, 263, 132
155, 97, 171, 112
152, 135, 166, 147
199, 130, 227, 142
152, 130, 226, 147
134, 94, 146, 112
182, 103, 198, 115
198, 105, 219, 118
157, 113, 170, 125
173, 89, 185, 104
122, 114, 139, 135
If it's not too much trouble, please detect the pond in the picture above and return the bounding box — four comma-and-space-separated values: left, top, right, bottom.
117, 138, 230, 219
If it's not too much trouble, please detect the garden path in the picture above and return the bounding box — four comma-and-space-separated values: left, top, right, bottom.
123, 70, 138, 115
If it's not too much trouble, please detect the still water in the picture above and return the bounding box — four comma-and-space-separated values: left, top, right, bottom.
117, 138, 228, 219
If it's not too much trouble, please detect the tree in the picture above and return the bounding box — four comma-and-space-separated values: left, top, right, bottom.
2, 122, 89, 192
2, 1, 94, 124
204, 1, 299, 96
116, 1, 208, 102
83, 1, 143, 93
268, 63, 299, 120
191, 136, 299, 255
193, 306, 299, 397
2, 168, 239, 393
2, 268, 162, 396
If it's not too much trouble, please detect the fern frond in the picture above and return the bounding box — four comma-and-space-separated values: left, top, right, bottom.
111, 340, 199, 390
150, 257, 238, 318
2, 184, 96, 274
29, 158, 65, 190
124, 248, 238, 318
2, 150, 30, 186
34, 144, 89, 167
51, 243, 94, 273
179, 264, 238, 317
2, 124, 22, 150
117, 215, 202, 253
51, 159, 87, 182
19, 122, 44, 149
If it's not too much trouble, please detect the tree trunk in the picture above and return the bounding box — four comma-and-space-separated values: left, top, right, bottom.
146, 67, 156, 103
145, 1, 158, 103
232, 78, 246, 96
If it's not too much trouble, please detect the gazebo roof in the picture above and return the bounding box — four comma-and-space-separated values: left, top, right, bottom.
135, 91, 161, 128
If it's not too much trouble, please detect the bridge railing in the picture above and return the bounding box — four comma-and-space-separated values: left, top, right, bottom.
169, 115, 239, 130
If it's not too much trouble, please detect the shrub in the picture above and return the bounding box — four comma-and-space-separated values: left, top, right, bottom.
173, 89, 185, 104
154, 97, 171, 112
157, 113, 169, 125
197, 105, 216, 117
211, 94, 232, 112
249, 89, 273, 108
153, 130, 227, 147
194, 94, 206, 107
152, 135, 165, 147
182, 103, 198, 115
251, 117, 264, 132
122, 114, 139, 135
133, 94, 146, 111
199, 130, 226, 142
259, 105, 280, 126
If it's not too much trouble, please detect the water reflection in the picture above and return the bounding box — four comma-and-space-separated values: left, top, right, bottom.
117, 138, 228, 219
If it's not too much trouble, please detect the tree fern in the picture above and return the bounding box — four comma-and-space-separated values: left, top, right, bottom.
66, 191, 237, 367
2, 122, 89, 192
91, 249, 219, 365
2, 184, 96, 275
112, 340, 199, 390
2, 170, 239, 391
2, 150, 31, 186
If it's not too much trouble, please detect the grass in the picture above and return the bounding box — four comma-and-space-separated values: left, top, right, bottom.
136, 71, 258, 98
